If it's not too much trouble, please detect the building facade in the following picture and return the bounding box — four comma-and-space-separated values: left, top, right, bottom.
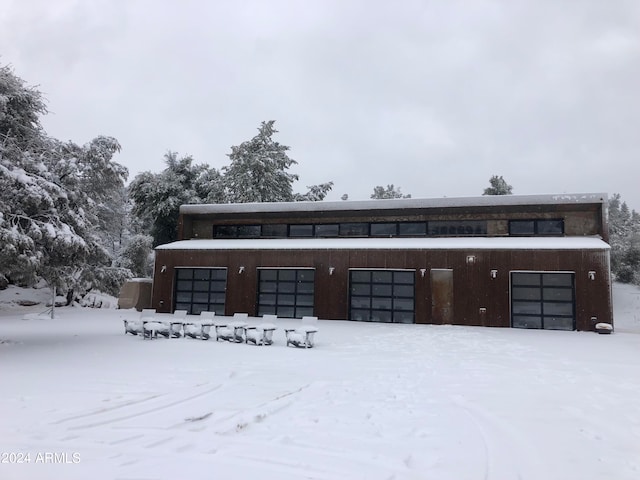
152, 193, 612, 331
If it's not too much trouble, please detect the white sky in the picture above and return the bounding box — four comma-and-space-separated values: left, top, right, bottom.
2, 0, 639, 208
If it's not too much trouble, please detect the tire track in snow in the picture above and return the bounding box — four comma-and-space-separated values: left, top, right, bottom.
59, 384, 223, 430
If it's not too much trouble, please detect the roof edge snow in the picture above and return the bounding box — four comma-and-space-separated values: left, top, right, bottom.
179, 193, 608, 216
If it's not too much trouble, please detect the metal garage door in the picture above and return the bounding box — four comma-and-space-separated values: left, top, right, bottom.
174, 268, 227, 315
257, 268, 315, 318
511, 272, 575, 330
349, 269, 415, 323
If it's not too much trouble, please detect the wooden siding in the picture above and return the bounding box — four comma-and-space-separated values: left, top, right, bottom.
152, 247, 612, 331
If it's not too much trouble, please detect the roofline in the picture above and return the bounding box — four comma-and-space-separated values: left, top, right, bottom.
179, 193, 608, 216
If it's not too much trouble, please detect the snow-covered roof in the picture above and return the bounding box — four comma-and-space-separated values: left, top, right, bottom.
180, 193, 607, 216
156, 236, 610, 251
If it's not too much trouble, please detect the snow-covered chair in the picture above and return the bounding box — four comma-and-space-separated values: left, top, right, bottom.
215, 314, 248, 343
123, 319, 143, 335
169, 310, 188, 338
143, 320, 170, 340
199, 311, 216, 340
285, 325, 318, 348
244, 317, 278, 346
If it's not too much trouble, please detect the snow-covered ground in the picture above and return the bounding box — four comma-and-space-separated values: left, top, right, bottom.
1, 284, 639, 480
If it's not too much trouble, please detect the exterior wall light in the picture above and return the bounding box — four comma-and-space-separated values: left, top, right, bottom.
420, 268, 427, 278
466, 255, 476, 265
238, 266, 245, 274
160, 265, 167, 273
490, 269, 498, 279
588, 271, 596, 280
328, 267, 335, 275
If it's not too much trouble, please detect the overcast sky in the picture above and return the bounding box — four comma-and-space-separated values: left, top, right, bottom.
2, 0, 639, 207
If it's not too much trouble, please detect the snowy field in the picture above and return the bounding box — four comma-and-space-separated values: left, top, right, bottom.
1, 285, 639, 480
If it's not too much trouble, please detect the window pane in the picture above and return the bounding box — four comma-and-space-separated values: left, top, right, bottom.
543, 317, 574, 330
193, 269, 210, 280
509, 221, 535, 235
340, 223, 369, 236
543, 288, 573, 301
279, 294, 296, 305
351, 297, 371, 308
177, 269, 192, 280
543, 302, 573, 316
537, 220, 564, 235
512, 316, 542, 329
351, 271, 371, 282
394, 271, 414, 284
371, 223, 397, 236
193, 281, 209, 291
260, 270, 277, 281
211, 269, 227, 281
262, 224, 288, 237
372, 271, 392, 283
512, 301, 542, 315
210, 280, 226, 292
277, 306, 295, 318
512, 273, 541, 286
429, 221, 487, 236
394, 285, 414, 297
193, 292, 209, 303
298, 282, 314, 294
543, 274, 573, 287
296, 307, 314, 317
371, 310, 392, 322
373, 284, 392, 296
315, 224, 339, 237
237, 225, 261, 238
279, 270, 296, 281
372, 298, 392, 310
279, 282, 296, 293
210, 293, 226, 304
176, 280, 192, 291
260, 281, 277, 293
399, 222, 427, 236
214, 225, 237, 238
351, 284, 370, 296
512, 287, 542, 301
289, 224, 313, 237
351, 309, 370, 321
297, 295, 314, 306
259, 294, 276, 306
394, 298, 414, 311
297, 270, 315, 282
393, 311, 414, 324
258, 305, 276, 316
176, 291, 191, 302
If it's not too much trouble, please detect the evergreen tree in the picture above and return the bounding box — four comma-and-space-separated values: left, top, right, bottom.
370, 184, 411, 199
608, 193, 640, 285
483, 175, 513, 195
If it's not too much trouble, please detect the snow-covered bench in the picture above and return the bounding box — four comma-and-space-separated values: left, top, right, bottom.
169, 310, 188, 338
143, 320, 170, 339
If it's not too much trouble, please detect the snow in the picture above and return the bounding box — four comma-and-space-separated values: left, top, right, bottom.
157, 236, 610, 251
181, 192, 607, 215
0, 283, 639, 480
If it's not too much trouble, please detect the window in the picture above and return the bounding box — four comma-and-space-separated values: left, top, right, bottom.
257, 269, 315, 318
237, 225, 261, 238
315, 224, 339, 237
261, 224, 288, 237
370, 223, 398, 237
398, 222, 427, 236
349, 270, 415, 323
289, 224, 314, 237
509, 219, 564, 236
213, 225, 260, 238
339, 223, 369, 237
174, 268, 227, 315
428, 221, 487, 236
511, 272, 575, 330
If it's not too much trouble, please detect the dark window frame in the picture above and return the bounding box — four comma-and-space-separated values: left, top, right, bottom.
509, 219, 564, 236
257, 268, 315, 318
510, 272, 575, 330
174, 267, 227, 315
349, 269, 415, 324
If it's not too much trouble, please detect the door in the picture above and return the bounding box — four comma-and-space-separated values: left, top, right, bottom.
431, 269, 453, 324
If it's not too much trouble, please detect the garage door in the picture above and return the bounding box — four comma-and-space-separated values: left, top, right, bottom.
511, 272, 575, 330
257, 268, 315, 318
174, 268, 227, 315
349, 270, 415, 323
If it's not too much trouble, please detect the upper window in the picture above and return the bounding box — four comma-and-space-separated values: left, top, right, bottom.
370, 223, 398, 237
289, 224, 314, 237
315, 224, 340, 237
509, 219, 564, 236
428, 221, 487, 236
261, 224, 288, 237
339, 223, 369, 237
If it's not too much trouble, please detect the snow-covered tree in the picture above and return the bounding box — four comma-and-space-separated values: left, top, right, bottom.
370, 184, 411, 199
224, 121, 332, 203
117, 234, 154, 278
129, 152, 217, 246
483, 175, 513, 195
608, 193, 640, 285
0, 64, 130, 298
